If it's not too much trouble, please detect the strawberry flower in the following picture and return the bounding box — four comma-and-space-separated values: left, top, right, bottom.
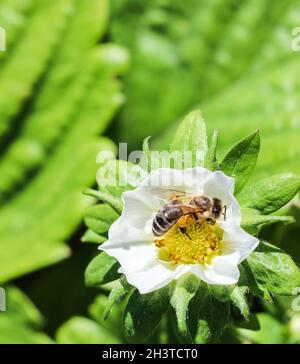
100, 167, 258, 294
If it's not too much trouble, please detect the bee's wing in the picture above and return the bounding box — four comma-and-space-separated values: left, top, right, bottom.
169, 189, 195, 196
148, 188, 195, 199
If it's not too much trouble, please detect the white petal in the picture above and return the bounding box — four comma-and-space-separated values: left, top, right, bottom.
123, 262, 191, 294
203, 170, 241, 223
191, 253, 240, 285
220, 220, 259, 263
101, 241, 158, 273
204, 258, 240, 285
108, 188, 164, 244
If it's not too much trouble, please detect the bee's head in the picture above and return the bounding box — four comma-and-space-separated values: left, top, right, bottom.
212, 198, 222, 219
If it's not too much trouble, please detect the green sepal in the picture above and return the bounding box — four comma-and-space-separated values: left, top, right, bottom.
123, 287, 169, 339
221, 129, 260, 194
210, 282, 250, 321
234, 314, 260, 331
84, 204, 119, 235
81, 229, 107, 244
230, 286, 250, 321
205, 129, 219, 171
85, 253, 120, 287
189, 284, 230, 343
103, 276, 132, 320
170, 110, 208, 168
169, 274, 200, 342
83, 189, 123, 215
142, 136, 152, 171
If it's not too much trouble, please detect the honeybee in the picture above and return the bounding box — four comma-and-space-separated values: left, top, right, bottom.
152, 190, 226, 238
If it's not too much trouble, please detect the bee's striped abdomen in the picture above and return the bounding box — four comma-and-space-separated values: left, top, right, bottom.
152, 202, 182, 237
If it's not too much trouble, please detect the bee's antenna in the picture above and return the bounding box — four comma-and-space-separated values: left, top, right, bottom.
222, 205, 227, 221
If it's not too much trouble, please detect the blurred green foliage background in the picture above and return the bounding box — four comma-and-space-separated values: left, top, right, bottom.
0, 0, 299, 343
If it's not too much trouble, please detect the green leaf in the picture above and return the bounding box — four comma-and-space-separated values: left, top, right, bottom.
241, 262, 272, 302
81, 229, 107, 244
189, 285, 230, 343
241, 207, 294, 234
0, 0, 126, 283
221, 130, 260, 194
170, 110, 208, 168
0, 0, 72, 147
238, 174, 300, 214
0, 287, 52, 344
235, 314, 260, 331
246, 241, 300, 296
0, 137, 116, 283
123, 288, 169, 339
148, 1, 300, 182
0, 0, 34, 61
205, 129, 219, 171
103, 276, 132, 320
0, 47, 120, 201
170, 274, 200, 342
85, 253, 120, 287
114, 0, 289, 149
84, 204, 119, 235
56, 317, 121, 344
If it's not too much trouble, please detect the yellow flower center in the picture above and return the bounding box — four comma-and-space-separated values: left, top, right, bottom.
155, 218, 223, 266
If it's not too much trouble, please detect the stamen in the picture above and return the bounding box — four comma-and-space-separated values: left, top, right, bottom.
155, 218, 223, 266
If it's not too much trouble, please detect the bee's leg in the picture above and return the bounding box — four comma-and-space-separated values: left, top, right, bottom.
192, 212, 199, 221
178, 215, 192, 239
180, 227, 191, 240
178, 215, 189, 227
179, 227, 186, 235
